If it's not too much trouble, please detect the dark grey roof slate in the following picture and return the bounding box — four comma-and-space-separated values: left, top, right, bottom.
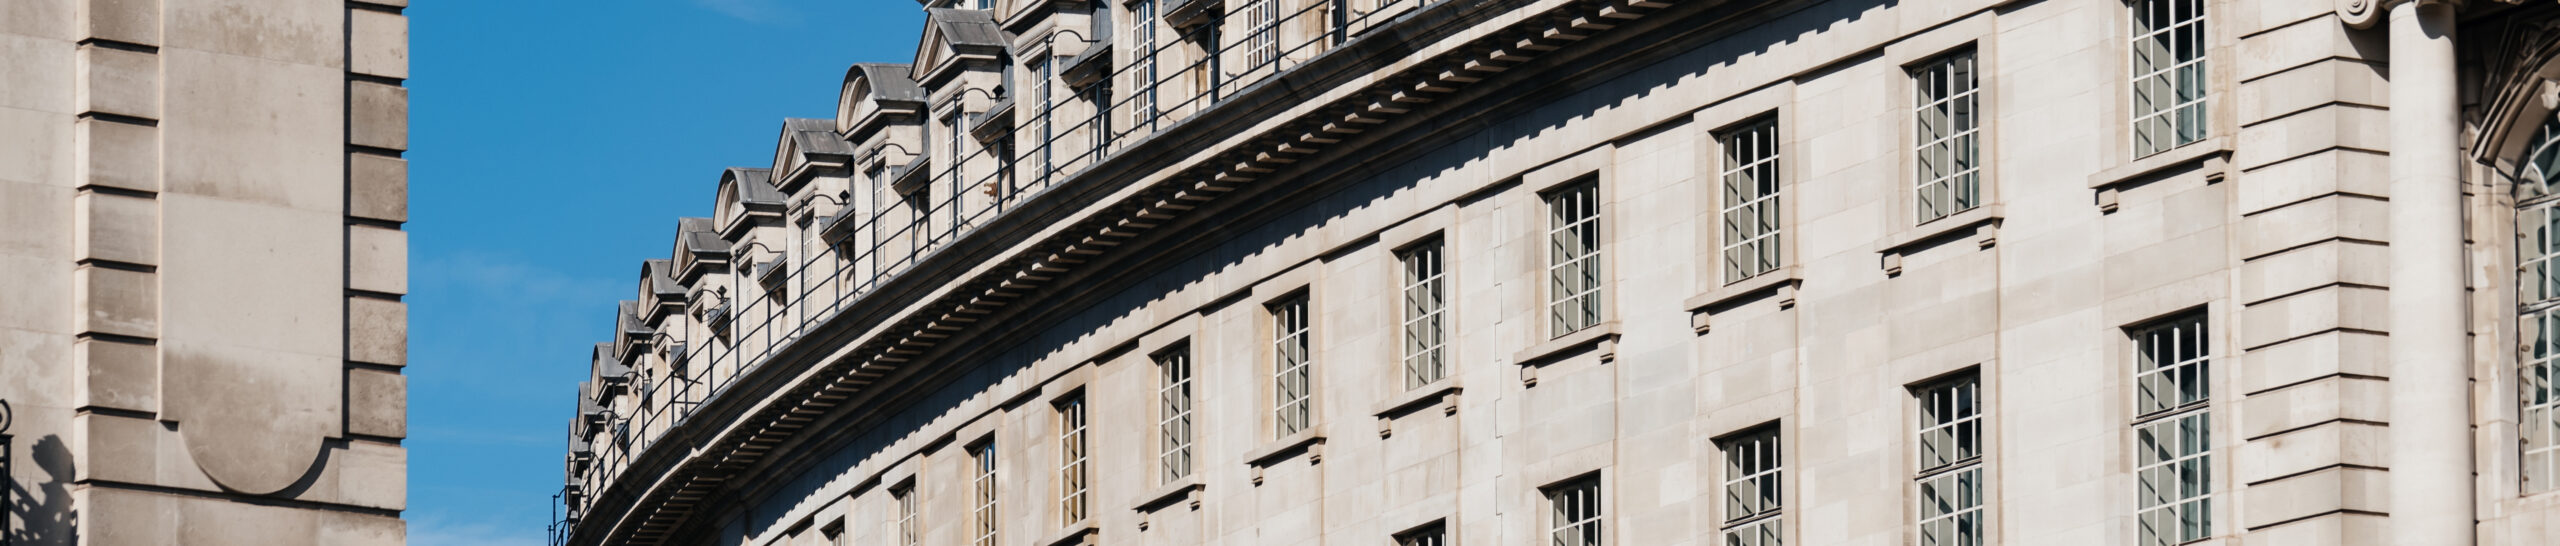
785, 118, 856, 158
851, 63, 927, 103
928, 8, 1010, 50
679, 217, 730, 255
723, 167, 784, 206
643, 259, 683, 298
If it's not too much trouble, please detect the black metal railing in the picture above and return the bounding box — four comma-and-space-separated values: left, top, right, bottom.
567, 0, 1451, 518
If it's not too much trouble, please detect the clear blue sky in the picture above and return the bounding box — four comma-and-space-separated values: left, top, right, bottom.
409, 2, 922, 544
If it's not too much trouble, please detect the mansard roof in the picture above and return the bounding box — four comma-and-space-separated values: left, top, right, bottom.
839, 63, 927, 139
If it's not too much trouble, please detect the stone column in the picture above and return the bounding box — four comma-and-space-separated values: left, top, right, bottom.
2380, 0, 2474, 544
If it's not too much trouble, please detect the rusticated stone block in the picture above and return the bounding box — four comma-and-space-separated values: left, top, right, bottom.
76, 44, 159, 120
349, 224, 406, 295
74, 265, 156, 338
76, 189, 158, 266
350, 81, 407, 151
350, 296, 407, 367
78, 118, 159, 192
80, 0, 161, 46
350, 9, 408, 80
350, 153, 408, 222
348, 367, 407, 438
76, 337, 157, 412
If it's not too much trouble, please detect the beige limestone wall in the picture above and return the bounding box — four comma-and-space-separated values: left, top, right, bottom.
0, 0, 408, 544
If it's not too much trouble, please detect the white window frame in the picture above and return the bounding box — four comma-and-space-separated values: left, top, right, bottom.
1271, 294, 1315, 437
1911, 50, 1983, 226
971, 441, 999, 546
1243, 0, 1279, 68
1398, 239, 1448, 389
2131, 313, 2212, 546
894, 483, 920, 546
1132, 0, 1160, 122
1546, 477, 1604, 546
2521, 119, 2560, 494
1057, 393, 1089, 524
1157, 346, 1196, 483
1914, 373, 1985, 546
1719, 427, 1782, 546
2129, 0, 2209, 158
1716, 118, 1783, 284
1544, 178, 1604, 338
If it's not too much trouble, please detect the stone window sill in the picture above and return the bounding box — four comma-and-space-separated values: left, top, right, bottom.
1040, 520, 1099, 546
1245, 428, 1326, 470
1371, 381, 1461, 437
1511, 321, 1620, 386
1683, 266, 1801, 333
1134, 475, 1204, 513
2086, 137, 2232, 213
1876, 205, 2004, 276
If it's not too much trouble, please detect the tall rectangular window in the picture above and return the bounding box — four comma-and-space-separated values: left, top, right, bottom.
1244, 0, 1279, 67
1720, 427, 1782, 546
2133, 314, 2212, 546
1057, 394, 1089, 524
972, 442, 999, 546
1087, 80, 1112, 160
1548, 478, 1603, 546
1272, 295, 1314, 436
1912, 51, 1981, 225
1158, 347, 1196, 483
1916, 375, 1984, 546
2520, 122, 2560, 494
1399, 240, 1448, 389
894, 484, 920, 546
2131, 0, 2208, 158
1132, 0, 1159, 122
1718, 118, 1782, 283
1545, 179, 1604, 337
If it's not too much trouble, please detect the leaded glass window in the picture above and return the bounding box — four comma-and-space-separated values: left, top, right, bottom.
2133, 314, 2212, 546
1719, 118, 1782, 283
1721, 427, 1782, 546
1912, 51, 1982, 225
1546, 179, 1604, 337
1916, 375, 1984, 546
2131, 0, 2209, 157
1400, 240, 1448, 389
1273, 296, 1314, 436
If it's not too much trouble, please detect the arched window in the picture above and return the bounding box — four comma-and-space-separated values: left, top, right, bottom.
2519, 117, 2560, 494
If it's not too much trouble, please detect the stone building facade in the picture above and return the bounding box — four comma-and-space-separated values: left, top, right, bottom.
559, 0, 2557, 545
0, 0, 411, 544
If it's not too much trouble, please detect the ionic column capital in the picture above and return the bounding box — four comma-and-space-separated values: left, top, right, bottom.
2339, 0, 2462, 29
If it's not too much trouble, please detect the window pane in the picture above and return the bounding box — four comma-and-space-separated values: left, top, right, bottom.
1720, 119, 1784, 283
2131, 0, 2210, 158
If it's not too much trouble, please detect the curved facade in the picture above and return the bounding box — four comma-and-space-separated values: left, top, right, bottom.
561, 0, 2560, 545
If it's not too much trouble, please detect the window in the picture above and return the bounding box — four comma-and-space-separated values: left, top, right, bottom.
1033, 58, 1056, 184
1057, 394, 1089, 524
2132, 313, 2211, 546
1545, 179, 1604, 337
1244, 0, 1279, 68
1720, 427, 1782, 546
1087, 80, 1112, 160
945, 107, 966, 227
1718, 118, 1782, 283
1158, 347, 1196, 483
824, 521, 848, 546
2519, 119, 2560, 495
895, 484, 920, 546
1132, 0, 1159, 122
1400, 240, 1448, 389
2130, 0, 2208, 157
1272, 295, 1314, 436
972, 442, 999, 546
1915, 374, 1984, 546
1911, 51, 1982, 225
1547, 478, 1603, 546
1396, 523, 1447, 546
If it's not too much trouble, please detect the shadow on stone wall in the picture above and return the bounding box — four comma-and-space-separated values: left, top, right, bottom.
7, 435, 77, 546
